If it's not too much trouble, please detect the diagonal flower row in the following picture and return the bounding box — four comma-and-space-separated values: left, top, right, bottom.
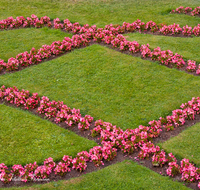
0, 85, 199, 188
171, 6, 200, 16
0, 16, 200, 75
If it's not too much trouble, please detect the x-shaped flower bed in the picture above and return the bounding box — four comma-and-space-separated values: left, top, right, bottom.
0, 15, 200, 189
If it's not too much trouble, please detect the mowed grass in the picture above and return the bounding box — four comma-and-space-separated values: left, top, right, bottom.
0, 27, 72, 62
4, 160, 190, 190
160, 123, 200, 167
1, 45, 200, 129
0, 104, 97, 166
0, 0, 200, 189
0, 0, 200, 28
126, 33, 200, 62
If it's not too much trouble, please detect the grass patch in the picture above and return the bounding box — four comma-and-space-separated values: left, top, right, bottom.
4, 160, 190, 190
1, 45, 200, 129
0, 104, 97, 166
0, 0, 200, 27
0, 27, 72, 61
160, 123, 200, 167
125, 33, 200, 62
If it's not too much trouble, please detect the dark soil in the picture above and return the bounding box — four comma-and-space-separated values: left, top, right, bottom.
0, 100, 199, 189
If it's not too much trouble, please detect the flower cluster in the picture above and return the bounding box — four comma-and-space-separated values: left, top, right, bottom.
171, 6, 200, 16
142, 46, 186, 68
0, 163, 12, 184
187, 60, 196, 72
192, 7, 200, 16
196, 64, 200, 75
138, 141, 159, 159
159, 23, 182, 35
54, 155, 72, 176
180, 158, 200, 182
152, 150, 167, 167
171, 6, 192, 14
192, 24, 200, 37
72, 151, 90, 172
0, 15, 51, 29
166, 162, 180, 177
182, 25, 192, 36
0, 86, 93, 129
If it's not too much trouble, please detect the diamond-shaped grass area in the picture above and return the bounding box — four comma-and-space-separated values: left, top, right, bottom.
1, 44, 200, 130
160, 123, 200, 167
4, 161, 190, 190
0, 104, 97, 166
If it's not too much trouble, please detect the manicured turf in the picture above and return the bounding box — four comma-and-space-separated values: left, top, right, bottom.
0, 104, 97, 166
4, 160, 190, 190
0, 45, 200, 130
0, 27, 72, 62
160, 123, 200, 167
1, 0, 200, 189
0, 0, 199, 28
126, 33, 200, 62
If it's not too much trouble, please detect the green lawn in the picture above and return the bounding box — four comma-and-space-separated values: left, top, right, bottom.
4, 160, 190, 190
1, 44, 200, 129
160, 123, 200, 167
0, 0, 199, 189
0, 0, 200, 27
0, 104, 97, 166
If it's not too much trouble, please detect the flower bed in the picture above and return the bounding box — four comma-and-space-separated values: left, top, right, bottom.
0, 85, 199, 188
